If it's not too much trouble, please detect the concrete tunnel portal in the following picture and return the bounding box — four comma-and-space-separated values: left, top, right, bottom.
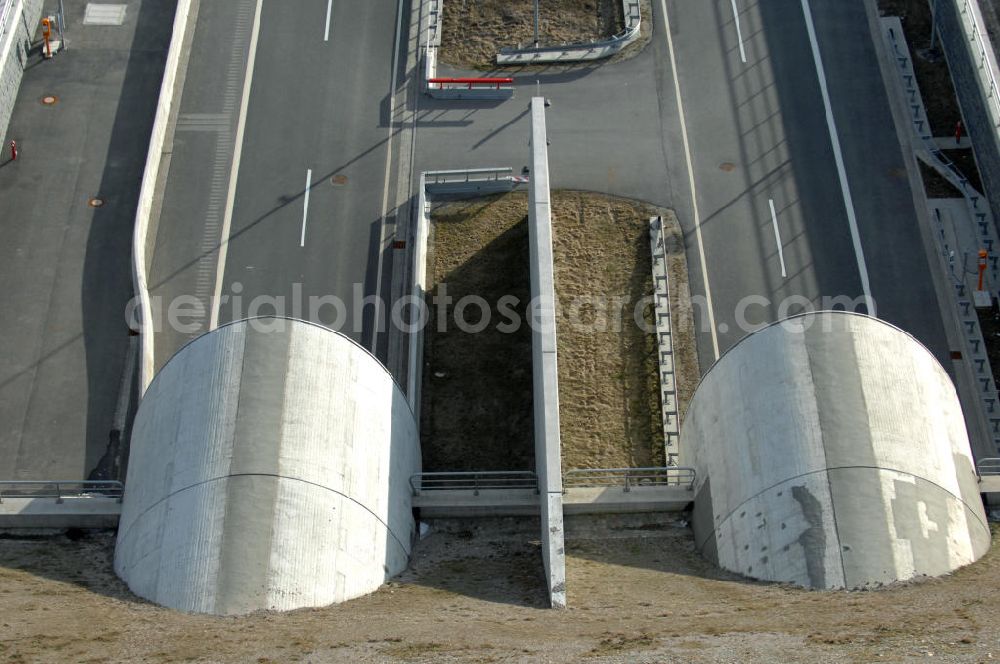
113, 311, 993, 614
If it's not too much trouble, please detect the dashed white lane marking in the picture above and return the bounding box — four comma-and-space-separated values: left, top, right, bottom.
324, 0, 333, 41
769, 198, 787, 278
730, 0, 747, 63
301, 169, 312, 247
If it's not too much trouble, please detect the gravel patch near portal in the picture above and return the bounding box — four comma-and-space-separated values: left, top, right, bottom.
2, 522, 1000, 662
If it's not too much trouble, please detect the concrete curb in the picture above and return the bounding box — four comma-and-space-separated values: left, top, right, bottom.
408, 168, 517, 416
131, 0, 194, 394
496, 0, 641, 65
0, 497, 121, 528
407, 174, 429, 418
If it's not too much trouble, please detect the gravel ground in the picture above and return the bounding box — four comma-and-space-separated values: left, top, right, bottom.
2, 521, 1000, 662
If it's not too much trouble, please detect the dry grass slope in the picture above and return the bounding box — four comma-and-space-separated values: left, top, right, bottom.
421, 191, 683, 472
439, 0, 624, 70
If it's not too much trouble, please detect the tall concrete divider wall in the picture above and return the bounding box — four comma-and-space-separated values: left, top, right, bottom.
528, 97, 566, 609
935, 0, 1000, 228
407, 175, 430, 417
132, 0, 195, 393
0, 0, 45, 143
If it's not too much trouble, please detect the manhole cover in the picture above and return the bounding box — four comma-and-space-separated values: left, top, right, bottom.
331, 174, 348, 186
41, 95, 58, 105
83, 3, 127, 25
719, 162, 736, 172
88, 197, 105, 208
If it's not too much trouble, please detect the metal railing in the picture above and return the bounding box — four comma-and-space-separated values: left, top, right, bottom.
410, 471, 538, 496
425, 167, 513, 185
958, 0, 1000, 129
563, 467, 696, 491
499, 22, 640, 56
428, 77, 514, 91
0, 480, 124, 504
979, 458, 1000, 476
0, 0, 16, 41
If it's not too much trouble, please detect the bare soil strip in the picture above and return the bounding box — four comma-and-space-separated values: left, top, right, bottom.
2, 522, 1000, 662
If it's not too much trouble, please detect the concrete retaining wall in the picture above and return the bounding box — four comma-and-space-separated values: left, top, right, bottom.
684, 312, 991, 589
936, 0, 1000, 232
115, 319, 421, 615
131, 0, 195, 393
407, 174, 429, 416
0, 497, 121, 528
0, 0, 44, 143
528, 97, 566, 609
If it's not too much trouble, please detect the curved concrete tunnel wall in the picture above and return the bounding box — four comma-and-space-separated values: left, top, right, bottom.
683, 312, 990, 589
115, 318, 420, 615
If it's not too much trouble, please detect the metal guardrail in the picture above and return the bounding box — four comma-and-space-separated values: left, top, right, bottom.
424, 167, 514, 185
979, 458, 1000, 475
499, 23, 639, 56
563, 467, 696, 491
428, 77, 514, 91
0, 480, 124, 504
0, 0, 16, 41
410, 471, 538, 496
958, 0, 1000, 129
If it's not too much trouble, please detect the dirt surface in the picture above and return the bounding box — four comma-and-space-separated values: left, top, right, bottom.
3, 521, 1000, 663
551, 194, 688, 469
438, 0, 650, 71
422, 195, 534, 472
421, 191, 696, 472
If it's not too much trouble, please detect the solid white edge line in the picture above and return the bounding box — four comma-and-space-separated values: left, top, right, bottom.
800, 0, 874, 308
371, 0, 406, 353
324, 0, 333, 41
301, 169, 312, 247
769, 198, 787, 278
659, 0, 721, 360
730, 0, 747, 64
211, 0, 264, 330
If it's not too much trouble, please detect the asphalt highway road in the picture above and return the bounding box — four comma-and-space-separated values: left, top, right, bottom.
151, 0, 407, 369
150, 0, 950, 382
416, 0, 949, 372
670, 0, 948, 365
216, 0, 403, 358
